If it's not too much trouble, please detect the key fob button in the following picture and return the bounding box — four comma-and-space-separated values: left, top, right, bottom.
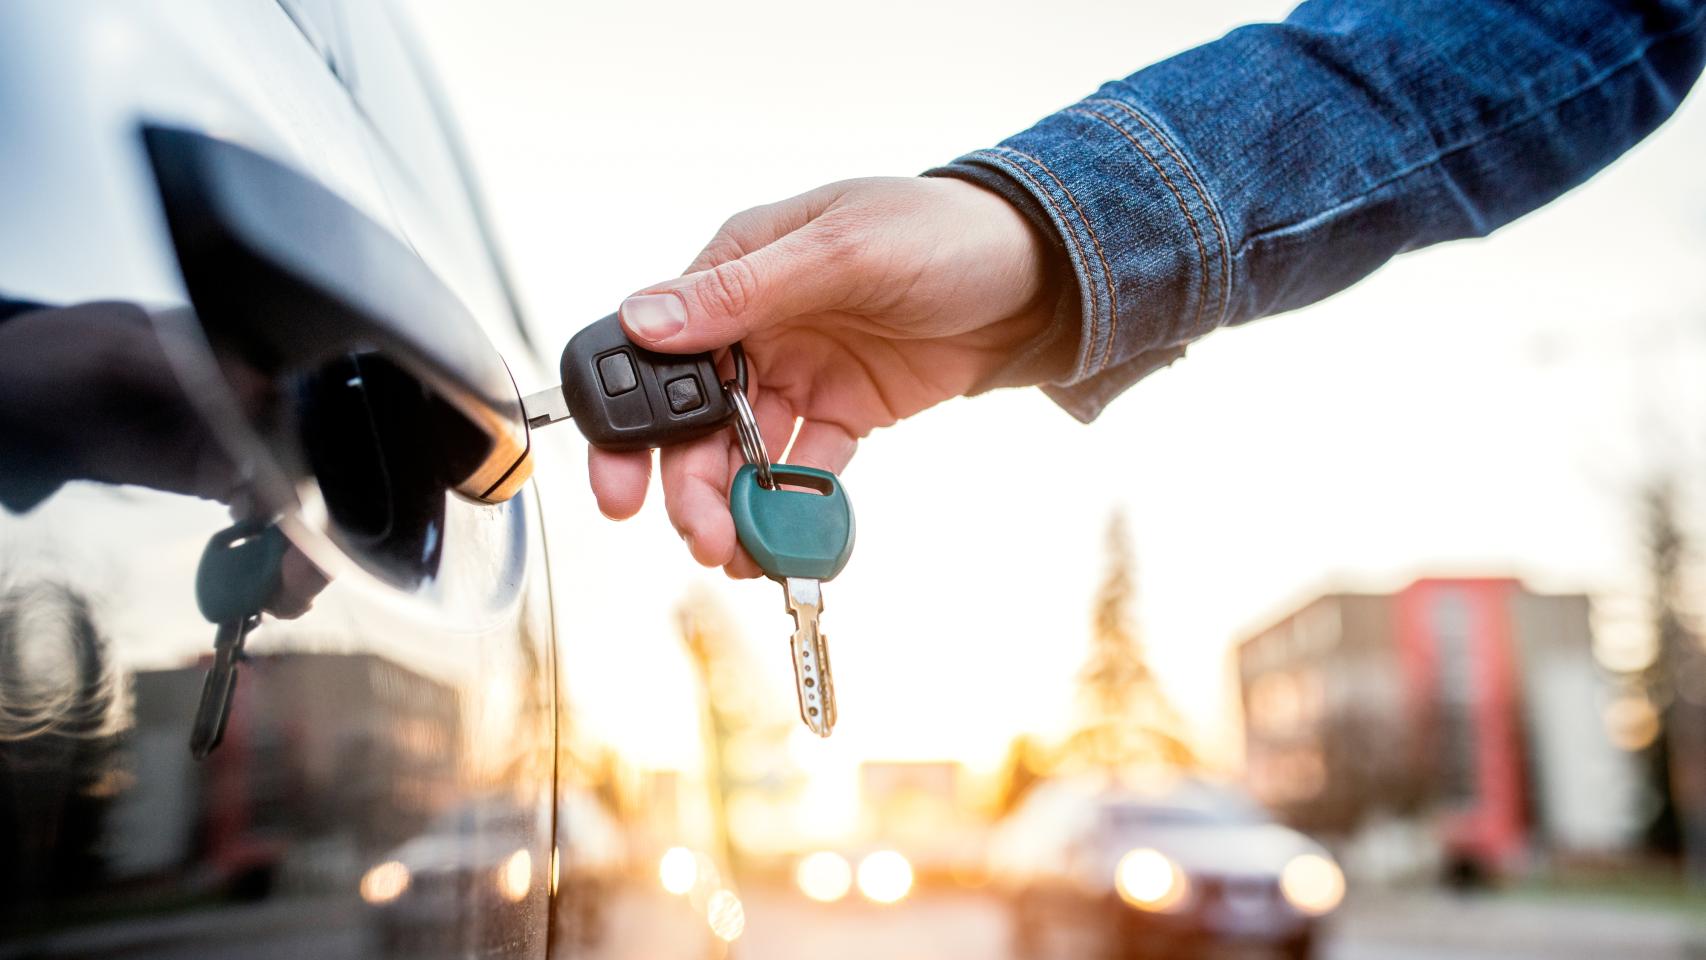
665, 375, 704, 414
597, 352, 639, 396
558, 313, 733, 450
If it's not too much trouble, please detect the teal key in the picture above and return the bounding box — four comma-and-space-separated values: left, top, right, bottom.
195, 522, 287, 624
729, 464, 855, 581
730, 463, 855, 737
189, 522, 287, 759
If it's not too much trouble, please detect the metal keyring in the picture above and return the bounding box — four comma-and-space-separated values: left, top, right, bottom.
722, 375, 774, 490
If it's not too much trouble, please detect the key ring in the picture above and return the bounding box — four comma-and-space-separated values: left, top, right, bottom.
722, 343, 774, 489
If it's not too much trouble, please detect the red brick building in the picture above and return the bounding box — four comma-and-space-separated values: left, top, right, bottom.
1237, 579, 1639, 878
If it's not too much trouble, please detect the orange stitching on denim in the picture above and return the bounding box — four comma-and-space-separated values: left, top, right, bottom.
978, 150, 1104, 381
1098, 99, 1231, 326
1068, 106, 1211, 349
998, 147, 1122, 374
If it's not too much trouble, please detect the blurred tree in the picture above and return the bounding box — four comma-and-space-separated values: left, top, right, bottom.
1635, 476, 1706, 882
676, 586, 800, 870
1637, 477, 1690, 856
992, 733, 1052, 816
1059, 512, 1197, 776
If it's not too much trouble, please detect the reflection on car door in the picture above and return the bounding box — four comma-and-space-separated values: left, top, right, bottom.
0, 3, 555, 958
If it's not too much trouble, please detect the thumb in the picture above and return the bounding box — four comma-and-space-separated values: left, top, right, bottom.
619, 230, 849, 353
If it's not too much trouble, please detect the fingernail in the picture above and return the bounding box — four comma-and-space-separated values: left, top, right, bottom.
621, 293, 687, 342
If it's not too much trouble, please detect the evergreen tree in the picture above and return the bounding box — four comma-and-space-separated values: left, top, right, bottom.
1639, 478, 1690, 855
1061, 512, 1196, 775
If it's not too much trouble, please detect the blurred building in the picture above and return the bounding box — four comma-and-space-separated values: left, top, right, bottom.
1237, 578, 1642, 879
1671, 657, 1706, 881
859, 761, 978, 877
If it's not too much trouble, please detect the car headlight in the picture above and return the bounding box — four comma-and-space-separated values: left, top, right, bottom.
1114, 848, 1190, 913
659, 846, 699, 895
360, 860, 410, 904
796, 851, 854, 903
1279, 853, 1345, 916
497, 848, 532, 902
856, 850, 914, 904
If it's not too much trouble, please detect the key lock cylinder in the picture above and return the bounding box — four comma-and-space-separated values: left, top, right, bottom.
522, 315, 856, 736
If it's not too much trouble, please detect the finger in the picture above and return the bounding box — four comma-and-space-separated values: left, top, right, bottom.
784, 419, 859, 474
266, 547, 330, 620
723, 551, 764, 581
683, 189, 838, 274
747, 388, 800, 477
587, 447, 652, 520
619, 224, 855, 354
660, 432, 739, 568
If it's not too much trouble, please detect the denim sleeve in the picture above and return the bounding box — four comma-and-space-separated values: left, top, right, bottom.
929, 0, 1706, 421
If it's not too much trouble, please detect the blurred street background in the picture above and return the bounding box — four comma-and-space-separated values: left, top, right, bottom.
0, 3, 1702, 960
404, 1, 1706, 957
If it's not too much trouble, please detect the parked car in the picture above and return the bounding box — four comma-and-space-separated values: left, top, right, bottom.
0, 2, 731, 957
988, 777, 1346, 960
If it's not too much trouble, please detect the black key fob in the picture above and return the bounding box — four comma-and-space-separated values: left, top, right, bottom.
559, 313, 734, 452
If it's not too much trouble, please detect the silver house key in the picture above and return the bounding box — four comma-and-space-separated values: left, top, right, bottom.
723, 381, 856, 737
783, 576, 837, 734
189, 522, 286, 759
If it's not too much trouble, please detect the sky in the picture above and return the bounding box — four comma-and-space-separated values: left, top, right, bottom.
404, 0, 1706, 797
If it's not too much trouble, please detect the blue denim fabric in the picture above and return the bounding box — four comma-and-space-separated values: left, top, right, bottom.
930, 0, 1706, 421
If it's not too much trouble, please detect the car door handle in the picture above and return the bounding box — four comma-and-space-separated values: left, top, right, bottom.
141, 124, 531, 504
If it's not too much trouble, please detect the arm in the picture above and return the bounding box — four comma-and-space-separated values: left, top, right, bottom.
932, 0, 1706, 418
592, 0, 1706, 574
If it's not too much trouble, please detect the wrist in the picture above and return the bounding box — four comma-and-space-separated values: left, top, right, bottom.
922, 167, 1081, 389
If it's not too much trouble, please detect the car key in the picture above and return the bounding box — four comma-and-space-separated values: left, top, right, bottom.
729, 459, 856, 738
189, 521, 286, 759
521, 312, 734, 451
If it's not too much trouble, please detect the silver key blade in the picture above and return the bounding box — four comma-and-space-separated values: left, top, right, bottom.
189, 615, 257, 760
784, 577, 836, 737
521, 385, 571, 429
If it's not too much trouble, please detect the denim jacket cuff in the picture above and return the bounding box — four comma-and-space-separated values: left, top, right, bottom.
936, 101, 1229, 421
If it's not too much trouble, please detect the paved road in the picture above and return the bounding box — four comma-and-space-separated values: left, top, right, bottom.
736, 885, 1706, 960
1327, 891, 1706, 960
7, 884, 1698, 959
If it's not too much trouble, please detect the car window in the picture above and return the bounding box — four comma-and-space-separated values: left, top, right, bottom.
1099, 791, 1271, 829
1102, 804, 1225, 828
328, 0, 534, 357
273, 0, 351, 82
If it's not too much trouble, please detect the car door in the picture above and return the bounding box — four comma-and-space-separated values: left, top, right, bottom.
0, 3, 555, 958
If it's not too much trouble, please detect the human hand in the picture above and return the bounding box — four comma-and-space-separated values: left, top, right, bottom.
586, 176, 1058, 577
